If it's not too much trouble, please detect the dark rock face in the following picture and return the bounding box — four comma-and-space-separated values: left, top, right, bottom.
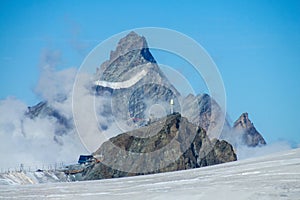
233, 113, 266, 147
96, 31, 158, 82
98, 31, 151, 77
82, 113, 237, 180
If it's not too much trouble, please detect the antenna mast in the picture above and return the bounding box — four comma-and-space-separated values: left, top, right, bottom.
170, 99, 174, 114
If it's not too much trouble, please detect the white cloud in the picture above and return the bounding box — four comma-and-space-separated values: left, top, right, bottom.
236, 141, 292, 160
0, 50, 88, 170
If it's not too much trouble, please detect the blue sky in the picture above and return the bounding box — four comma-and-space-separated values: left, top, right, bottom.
1, 0, 300, 145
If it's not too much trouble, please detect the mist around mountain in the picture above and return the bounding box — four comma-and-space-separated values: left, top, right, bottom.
92, 31, 267, 149
0, 31, 291, 176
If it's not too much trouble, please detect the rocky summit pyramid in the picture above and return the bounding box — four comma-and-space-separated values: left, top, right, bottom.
94, 31, 181, 128
233, 113, 266, 147
93, 31, 227, 136
96, 31, 157, 81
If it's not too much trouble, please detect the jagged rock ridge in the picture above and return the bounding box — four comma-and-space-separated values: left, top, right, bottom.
27, 102, 70, 128
26, 101, 73, 138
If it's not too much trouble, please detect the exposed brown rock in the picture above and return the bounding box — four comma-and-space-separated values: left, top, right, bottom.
82, 113, 236, 180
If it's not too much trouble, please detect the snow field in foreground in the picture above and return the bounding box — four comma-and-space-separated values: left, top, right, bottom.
0, 148, 300, 200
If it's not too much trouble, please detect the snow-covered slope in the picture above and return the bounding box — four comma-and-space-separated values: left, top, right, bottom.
1, 148, 299, 200
0, 170, 69, 185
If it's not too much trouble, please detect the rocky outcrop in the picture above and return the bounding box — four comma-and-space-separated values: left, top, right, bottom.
233, 113, 266, 147
82, 113, 237, 180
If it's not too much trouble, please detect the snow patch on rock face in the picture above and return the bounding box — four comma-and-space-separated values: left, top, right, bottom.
95, 68, 148, 89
